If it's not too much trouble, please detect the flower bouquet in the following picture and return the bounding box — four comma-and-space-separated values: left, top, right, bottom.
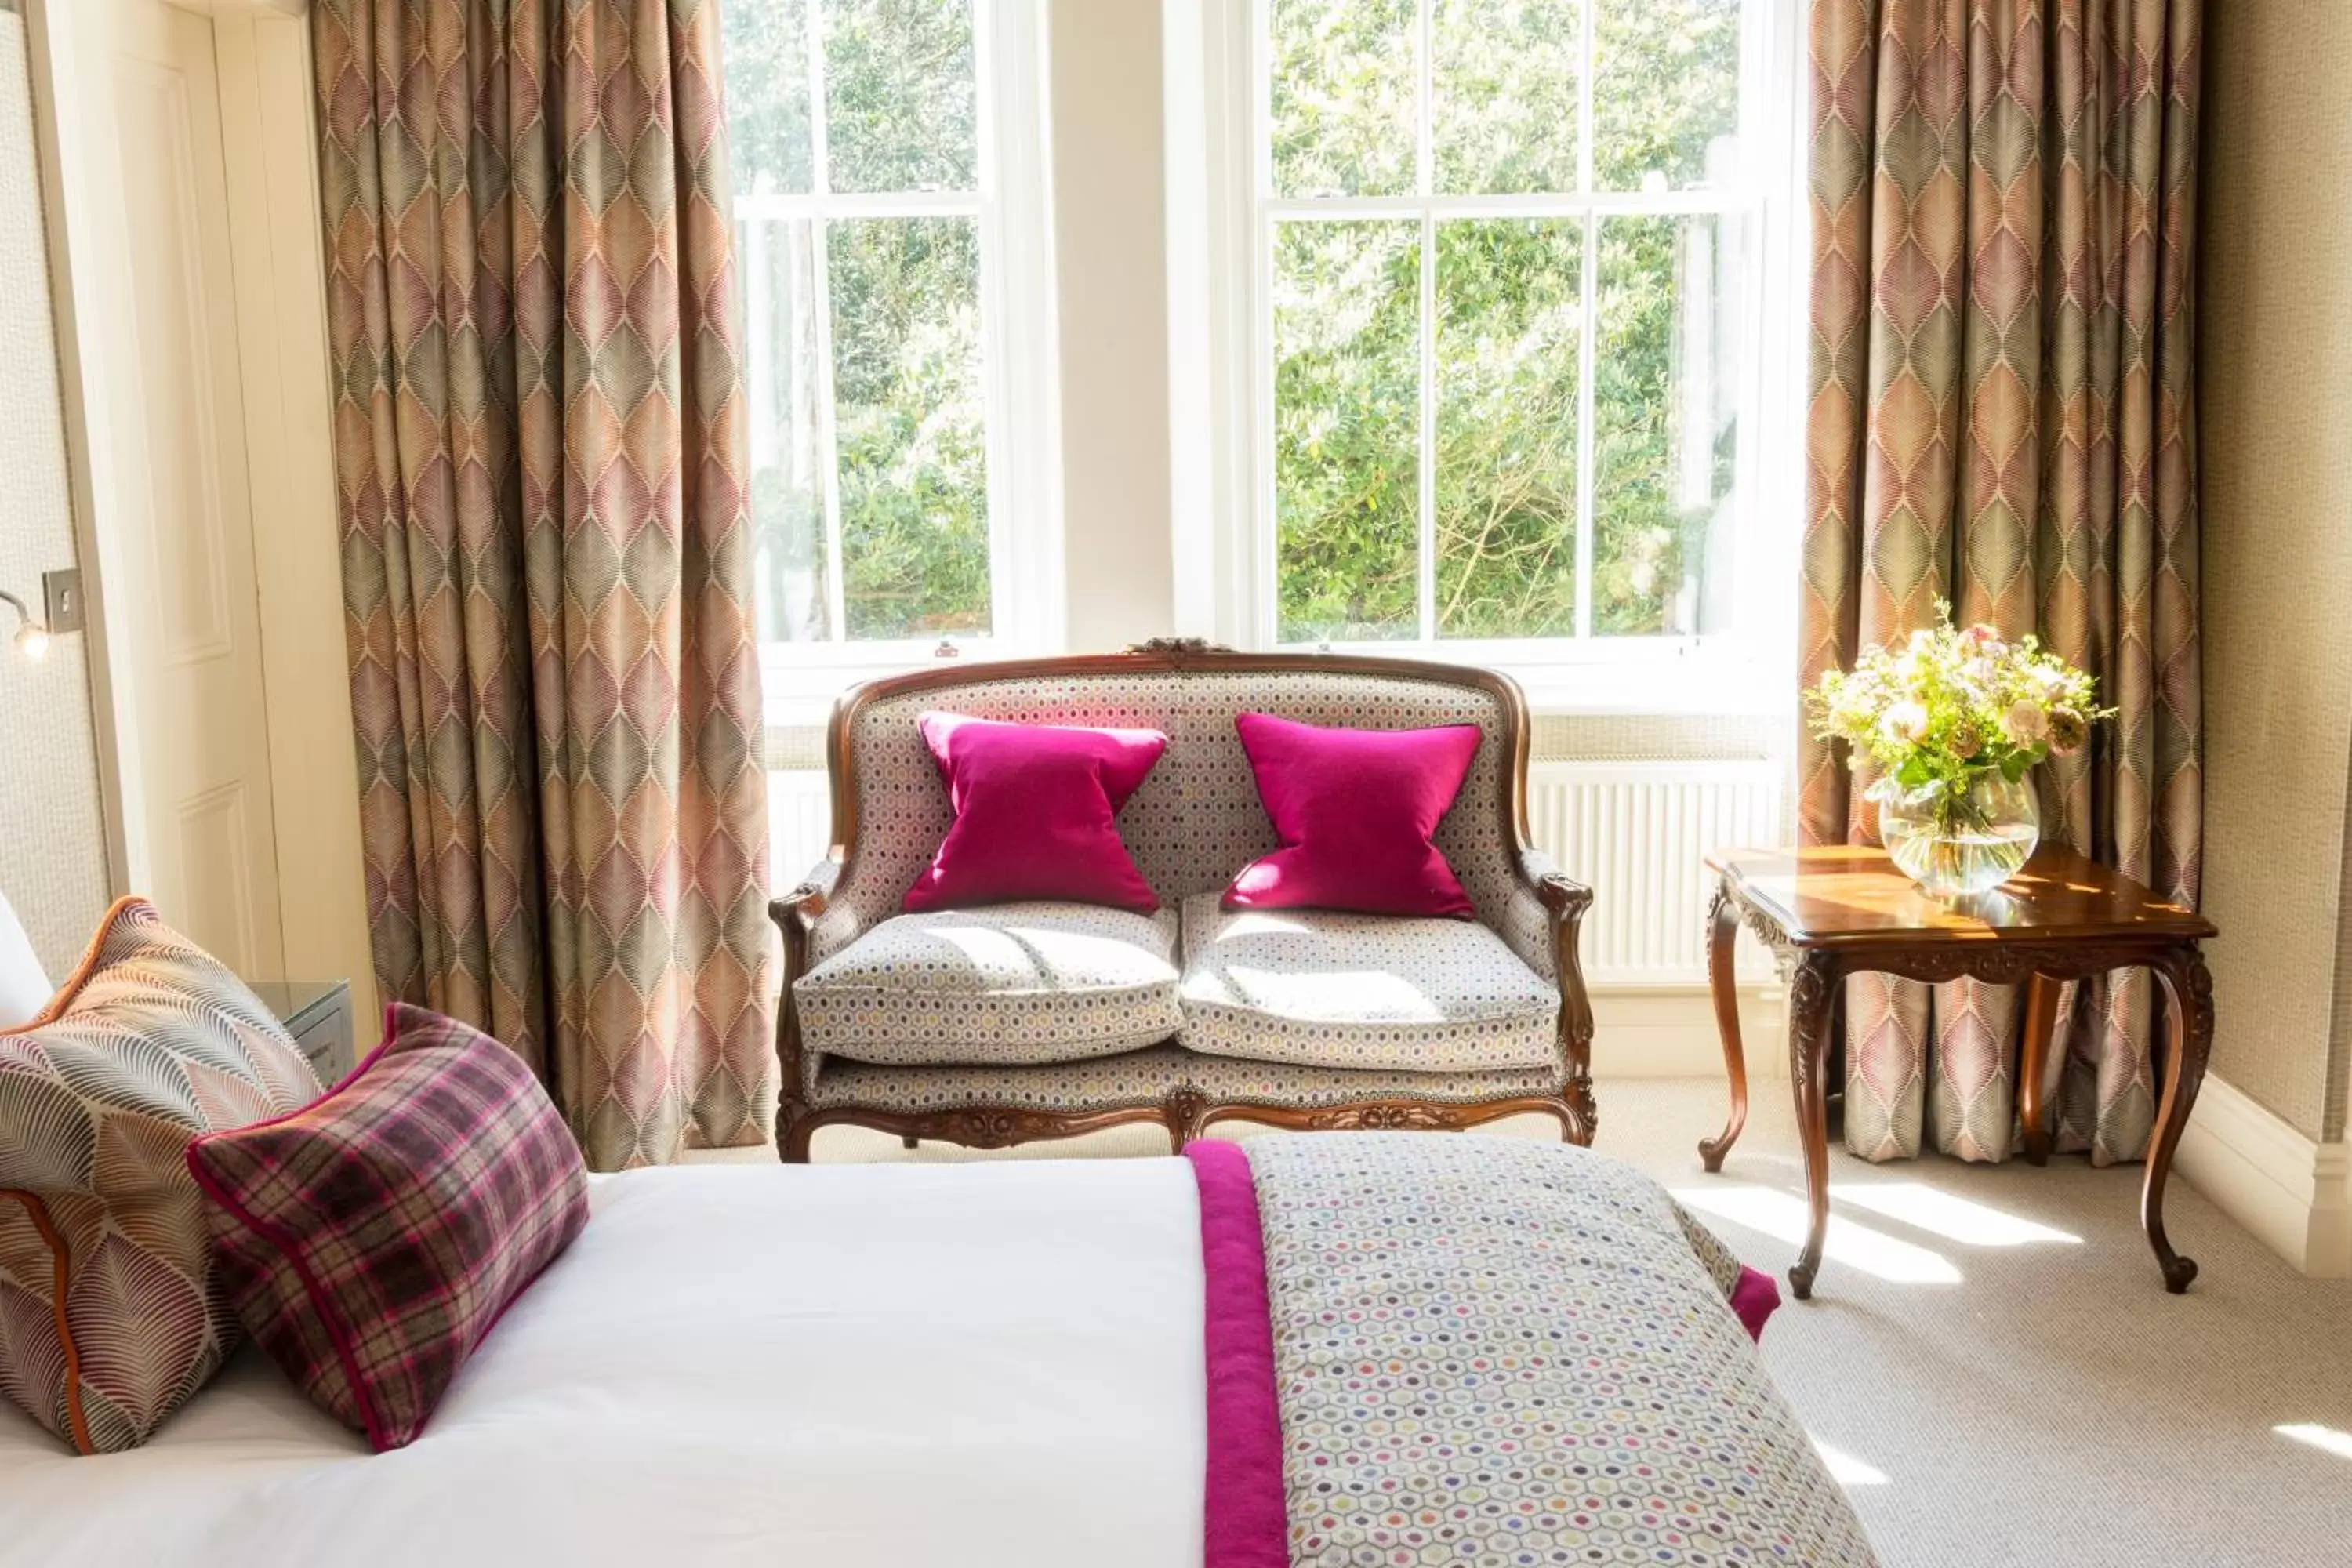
1805, 608, 2108, 895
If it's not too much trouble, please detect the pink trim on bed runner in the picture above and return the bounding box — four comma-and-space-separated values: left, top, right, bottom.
1183, 1140, 1288, 1568
1730, 1264, 1782, 1341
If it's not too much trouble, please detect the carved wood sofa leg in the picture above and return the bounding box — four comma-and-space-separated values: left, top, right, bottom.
1566, 1078, 1597, 1147
779, 1110, 817, 1165
1163, 1089, 1210, 1152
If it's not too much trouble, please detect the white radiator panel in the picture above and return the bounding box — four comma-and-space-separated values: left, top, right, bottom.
768, 771, 836, 892
1527, 760, 1784, 988
768, 759, 1784, 989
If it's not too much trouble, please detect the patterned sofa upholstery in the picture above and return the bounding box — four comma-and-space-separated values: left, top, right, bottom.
768, 644, 1595, 1160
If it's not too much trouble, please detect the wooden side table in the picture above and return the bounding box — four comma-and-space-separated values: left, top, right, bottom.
1699, 846, 2216, 1299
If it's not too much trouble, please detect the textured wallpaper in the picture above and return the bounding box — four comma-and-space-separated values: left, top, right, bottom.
0, 14, 111, 977
2201, 1, 2352, 1142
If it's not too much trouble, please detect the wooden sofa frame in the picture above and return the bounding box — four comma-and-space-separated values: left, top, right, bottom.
768, 641, 1597, 1161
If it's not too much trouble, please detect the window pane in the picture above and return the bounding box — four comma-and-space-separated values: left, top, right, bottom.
740, 218, 830, 641
1273, 220, 1419, 642
1593, 214, 1742, 636
1593, 0, 1742, 191
829, 217, 990, 638
1436, 220, 1581, 639
724, 0, 815, 194
1269, 0, 1417, 198
823, 0, 978, 193
1432, 0, 1581, 194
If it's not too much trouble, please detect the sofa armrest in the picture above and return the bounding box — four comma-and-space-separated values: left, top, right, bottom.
1519, 847, 1593, 920
769, 856, 848, 1117
1497, 848, 1595, 1099
773, 855, 844, 927
1496, 848, 1590, 978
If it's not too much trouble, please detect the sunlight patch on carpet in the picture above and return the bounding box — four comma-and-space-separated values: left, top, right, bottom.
2274, 1423, 2352, 1462
1670, 1185, 1963, 1284
1809, 1436, 1890, 1487
1828, 1182, 2082, 1247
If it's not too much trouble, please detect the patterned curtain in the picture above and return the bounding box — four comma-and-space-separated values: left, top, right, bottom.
314, 0, 773, 1169
1802, 0, 2202, 1165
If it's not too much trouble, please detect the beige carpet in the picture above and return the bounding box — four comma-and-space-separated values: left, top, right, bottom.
721, 1082, 2352, 1567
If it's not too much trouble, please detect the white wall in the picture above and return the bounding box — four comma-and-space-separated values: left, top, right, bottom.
0, 5, 111, 974
2172, 0, 2352, 1276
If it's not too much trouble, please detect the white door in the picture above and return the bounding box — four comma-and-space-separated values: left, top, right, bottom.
65, 0, 285, 978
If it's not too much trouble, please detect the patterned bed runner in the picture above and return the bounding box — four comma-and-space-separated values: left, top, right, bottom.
1187, 1134, 1877, 1567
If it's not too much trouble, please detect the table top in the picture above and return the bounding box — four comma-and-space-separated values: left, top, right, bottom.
1705, 845, 2215, 949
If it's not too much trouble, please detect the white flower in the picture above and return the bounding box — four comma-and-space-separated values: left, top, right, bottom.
1881, 701, 1930, 745
2001, 700, 2049, 746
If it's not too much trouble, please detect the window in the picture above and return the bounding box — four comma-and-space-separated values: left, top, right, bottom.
723, 0, 1058, 703
1173, 0, 1803, 702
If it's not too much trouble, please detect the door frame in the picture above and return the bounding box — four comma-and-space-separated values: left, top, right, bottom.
21, 0, 374, 1015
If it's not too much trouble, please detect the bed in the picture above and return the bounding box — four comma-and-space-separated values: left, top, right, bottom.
0, 1145, 1875, 1567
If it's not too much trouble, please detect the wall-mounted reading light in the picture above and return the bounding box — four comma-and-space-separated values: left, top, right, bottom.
0, 589, 49, 661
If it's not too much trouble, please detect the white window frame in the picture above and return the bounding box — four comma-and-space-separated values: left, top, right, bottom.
743, 0, 1065, 725
1167, 0, 1807, 715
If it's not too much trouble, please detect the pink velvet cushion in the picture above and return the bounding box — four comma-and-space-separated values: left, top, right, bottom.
185, 1004, 588, 1452
903, 712, 1168, 914
1224, 712, 1482, 918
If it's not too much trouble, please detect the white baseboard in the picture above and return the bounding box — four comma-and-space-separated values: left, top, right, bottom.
1590, 987, 1785, 1081
2174, 1073, 2351, 1278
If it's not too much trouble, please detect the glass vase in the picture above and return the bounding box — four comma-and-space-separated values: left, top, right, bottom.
1873, 772, 2040, 897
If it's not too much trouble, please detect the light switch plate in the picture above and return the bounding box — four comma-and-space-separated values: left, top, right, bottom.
42, 568, 83, 633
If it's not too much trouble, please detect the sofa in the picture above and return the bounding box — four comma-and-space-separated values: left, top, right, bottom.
768, 641, 1596, 1160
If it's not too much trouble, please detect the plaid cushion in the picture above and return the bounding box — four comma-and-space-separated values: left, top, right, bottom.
186, 1004, 588, 1451
0, 898, 321, 1454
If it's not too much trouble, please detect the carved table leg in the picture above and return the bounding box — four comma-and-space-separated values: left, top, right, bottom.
1698, 883, 1749, 1172
1786, 953, 1840, 1301
2017, 971, 2061, 1167
2143, 946, 2215, 1294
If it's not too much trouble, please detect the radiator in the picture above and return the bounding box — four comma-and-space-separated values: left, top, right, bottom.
768, 771, 836, 892
768, 759, 1784, 987
1527, 760, 1785, 988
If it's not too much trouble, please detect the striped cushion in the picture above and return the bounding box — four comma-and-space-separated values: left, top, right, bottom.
0, 898, 321, 1453
187, 1004, 588, 1451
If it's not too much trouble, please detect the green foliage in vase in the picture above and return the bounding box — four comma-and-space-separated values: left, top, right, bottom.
1806, 605, 2111, 835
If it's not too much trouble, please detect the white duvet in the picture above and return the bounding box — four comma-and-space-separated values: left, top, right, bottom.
0, 1160, 1208, 1568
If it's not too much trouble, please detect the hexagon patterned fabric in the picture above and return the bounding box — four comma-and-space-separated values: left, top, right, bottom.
312, 1, 772, 1169
1802, 1, 2203, 1167
1243, 1134, 1878, 1566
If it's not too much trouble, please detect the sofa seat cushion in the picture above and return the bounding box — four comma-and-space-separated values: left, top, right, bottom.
796, 903, 1183, 1067
1176, 896, 1558, 1073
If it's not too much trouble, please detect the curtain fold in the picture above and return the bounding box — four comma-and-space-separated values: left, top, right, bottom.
1802, 0, 2202, 1165
315, 0, 773, 1169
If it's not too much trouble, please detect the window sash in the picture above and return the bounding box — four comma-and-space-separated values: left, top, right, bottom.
1249, 0, 1773, 654
734, 0, 1062, 725
736, 0, 1057, 676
